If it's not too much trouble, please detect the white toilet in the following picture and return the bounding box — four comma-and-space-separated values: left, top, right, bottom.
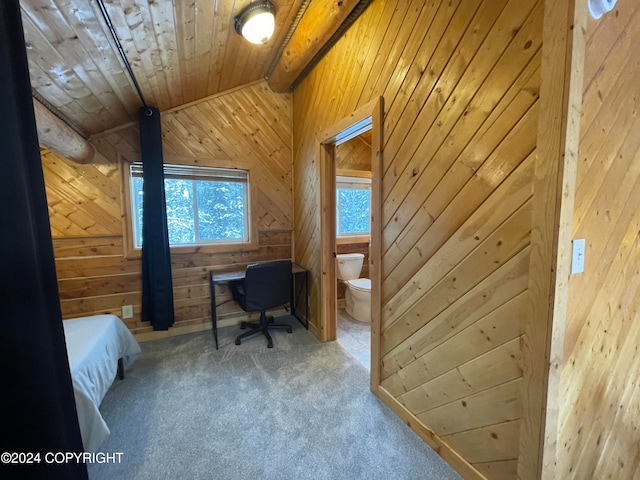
336, 253, 371, 323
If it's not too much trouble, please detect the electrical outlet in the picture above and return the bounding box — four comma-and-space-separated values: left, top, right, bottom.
122, 305, 134, 319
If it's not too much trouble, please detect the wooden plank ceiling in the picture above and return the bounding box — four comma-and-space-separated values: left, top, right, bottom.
19, 0, 306, 136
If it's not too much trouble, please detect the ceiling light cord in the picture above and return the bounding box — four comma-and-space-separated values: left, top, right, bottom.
265, 0, 312, 80
95, 0, 148, 109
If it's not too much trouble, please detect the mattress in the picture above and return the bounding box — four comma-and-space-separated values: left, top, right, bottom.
63, 314, 141, 452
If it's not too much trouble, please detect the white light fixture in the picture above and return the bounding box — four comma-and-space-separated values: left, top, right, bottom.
234, 1, 276, 45
588, 0, 617, 19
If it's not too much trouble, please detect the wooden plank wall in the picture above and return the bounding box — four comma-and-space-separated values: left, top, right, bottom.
45, 81, 293, 338
555, 2, 640, 478
292, 0, 542, 477
335, 135, 372, 172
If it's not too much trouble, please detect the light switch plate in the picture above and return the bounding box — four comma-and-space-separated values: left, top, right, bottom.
122, 305, 134, 319
571, 239, 586, 274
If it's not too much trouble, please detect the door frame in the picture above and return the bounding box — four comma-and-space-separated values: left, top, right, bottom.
316, 96, 383, 391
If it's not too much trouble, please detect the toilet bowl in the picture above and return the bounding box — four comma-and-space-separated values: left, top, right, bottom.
345, 278, 371, 323
336, 253, 371, 323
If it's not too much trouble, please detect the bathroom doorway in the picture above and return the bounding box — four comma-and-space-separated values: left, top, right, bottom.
317, 97, 383, 390
335, 134, 373, 370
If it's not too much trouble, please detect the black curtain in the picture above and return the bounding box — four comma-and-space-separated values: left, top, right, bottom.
0, 1, 87, 478
139, 107, 175, 330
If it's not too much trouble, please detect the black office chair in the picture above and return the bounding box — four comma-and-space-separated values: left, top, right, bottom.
229, 260, 293, 348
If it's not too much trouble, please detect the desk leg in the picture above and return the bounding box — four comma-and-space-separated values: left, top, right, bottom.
210, 277, 219, 350
290, 273, 296, 322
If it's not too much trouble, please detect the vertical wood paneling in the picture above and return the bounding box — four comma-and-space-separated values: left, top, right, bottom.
555, 1, 640, 479
292, 0, 541, 477
47, 81, 293, 337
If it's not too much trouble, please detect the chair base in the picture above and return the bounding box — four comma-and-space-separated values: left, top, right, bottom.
235, 314, 292, 348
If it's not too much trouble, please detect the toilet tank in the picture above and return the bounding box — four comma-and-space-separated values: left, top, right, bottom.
336, 253, 364, 280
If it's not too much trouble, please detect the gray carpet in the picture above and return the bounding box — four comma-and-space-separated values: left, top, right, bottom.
88, 318, 461, 480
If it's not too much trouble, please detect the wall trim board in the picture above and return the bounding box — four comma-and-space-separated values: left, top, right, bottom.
376, 386, 484, 480
315, 96, 383, 392
307, 319, 321, 339
520, 1, 587, 479
317, 139, 337, 342
133, 306, 292, 343
134, 319, 212, 343
369, 96, 383, 393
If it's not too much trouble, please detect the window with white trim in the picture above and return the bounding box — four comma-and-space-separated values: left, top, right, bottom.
336, 175, 371, 236
130, 163, 250, 247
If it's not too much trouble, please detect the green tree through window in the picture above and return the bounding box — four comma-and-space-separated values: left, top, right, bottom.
130, 163, 248, 247
336, 176, 371, 236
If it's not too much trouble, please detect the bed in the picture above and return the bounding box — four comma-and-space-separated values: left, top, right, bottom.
63, 314, 141, 452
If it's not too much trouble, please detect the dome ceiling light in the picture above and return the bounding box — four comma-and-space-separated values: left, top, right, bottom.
234, 1, 276, 45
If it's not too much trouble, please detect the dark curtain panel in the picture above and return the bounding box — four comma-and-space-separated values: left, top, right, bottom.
0, 1, 87, 478
139, 107, 175, 330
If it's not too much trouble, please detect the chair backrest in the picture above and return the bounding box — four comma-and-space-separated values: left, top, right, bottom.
243, 260, 292, 312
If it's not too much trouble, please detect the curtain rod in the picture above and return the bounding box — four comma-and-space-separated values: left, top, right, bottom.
95, 0, 149, 110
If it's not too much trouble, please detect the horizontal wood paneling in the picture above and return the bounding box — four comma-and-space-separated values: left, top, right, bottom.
292, 0, 541, 477
555, 1, 640, 479
54, 230, 291, 333
46, 82, 293, 337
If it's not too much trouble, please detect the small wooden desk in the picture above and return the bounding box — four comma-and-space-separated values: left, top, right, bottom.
209, 263, 309, 349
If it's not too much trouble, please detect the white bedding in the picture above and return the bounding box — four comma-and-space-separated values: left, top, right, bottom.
63, 314, 141, 452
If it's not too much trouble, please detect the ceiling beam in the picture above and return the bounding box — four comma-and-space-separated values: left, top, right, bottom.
267, 0, 361, 93
32, 99, 96, 164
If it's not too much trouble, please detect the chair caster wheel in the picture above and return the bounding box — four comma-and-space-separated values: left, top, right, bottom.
235, 339, 241, 345
267, 341, 273, 348
240, 325, 246, 330
287, 327, 292, 333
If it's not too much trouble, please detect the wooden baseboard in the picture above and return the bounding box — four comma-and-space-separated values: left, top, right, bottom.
134, 308, 290, 343
375, 386, 485, 480
308, 319, 321, 340
134, 321, 212, 343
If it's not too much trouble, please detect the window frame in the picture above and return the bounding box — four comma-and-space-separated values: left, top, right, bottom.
120, 154, 259, 258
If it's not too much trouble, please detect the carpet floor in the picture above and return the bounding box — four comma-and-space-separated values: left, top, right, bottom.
88, 318, 461, 480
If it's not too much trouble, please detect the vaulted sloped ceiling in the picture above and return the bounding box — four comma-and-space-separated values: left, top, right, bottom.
20, 0, 369, 139
20, 0, 309, 136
